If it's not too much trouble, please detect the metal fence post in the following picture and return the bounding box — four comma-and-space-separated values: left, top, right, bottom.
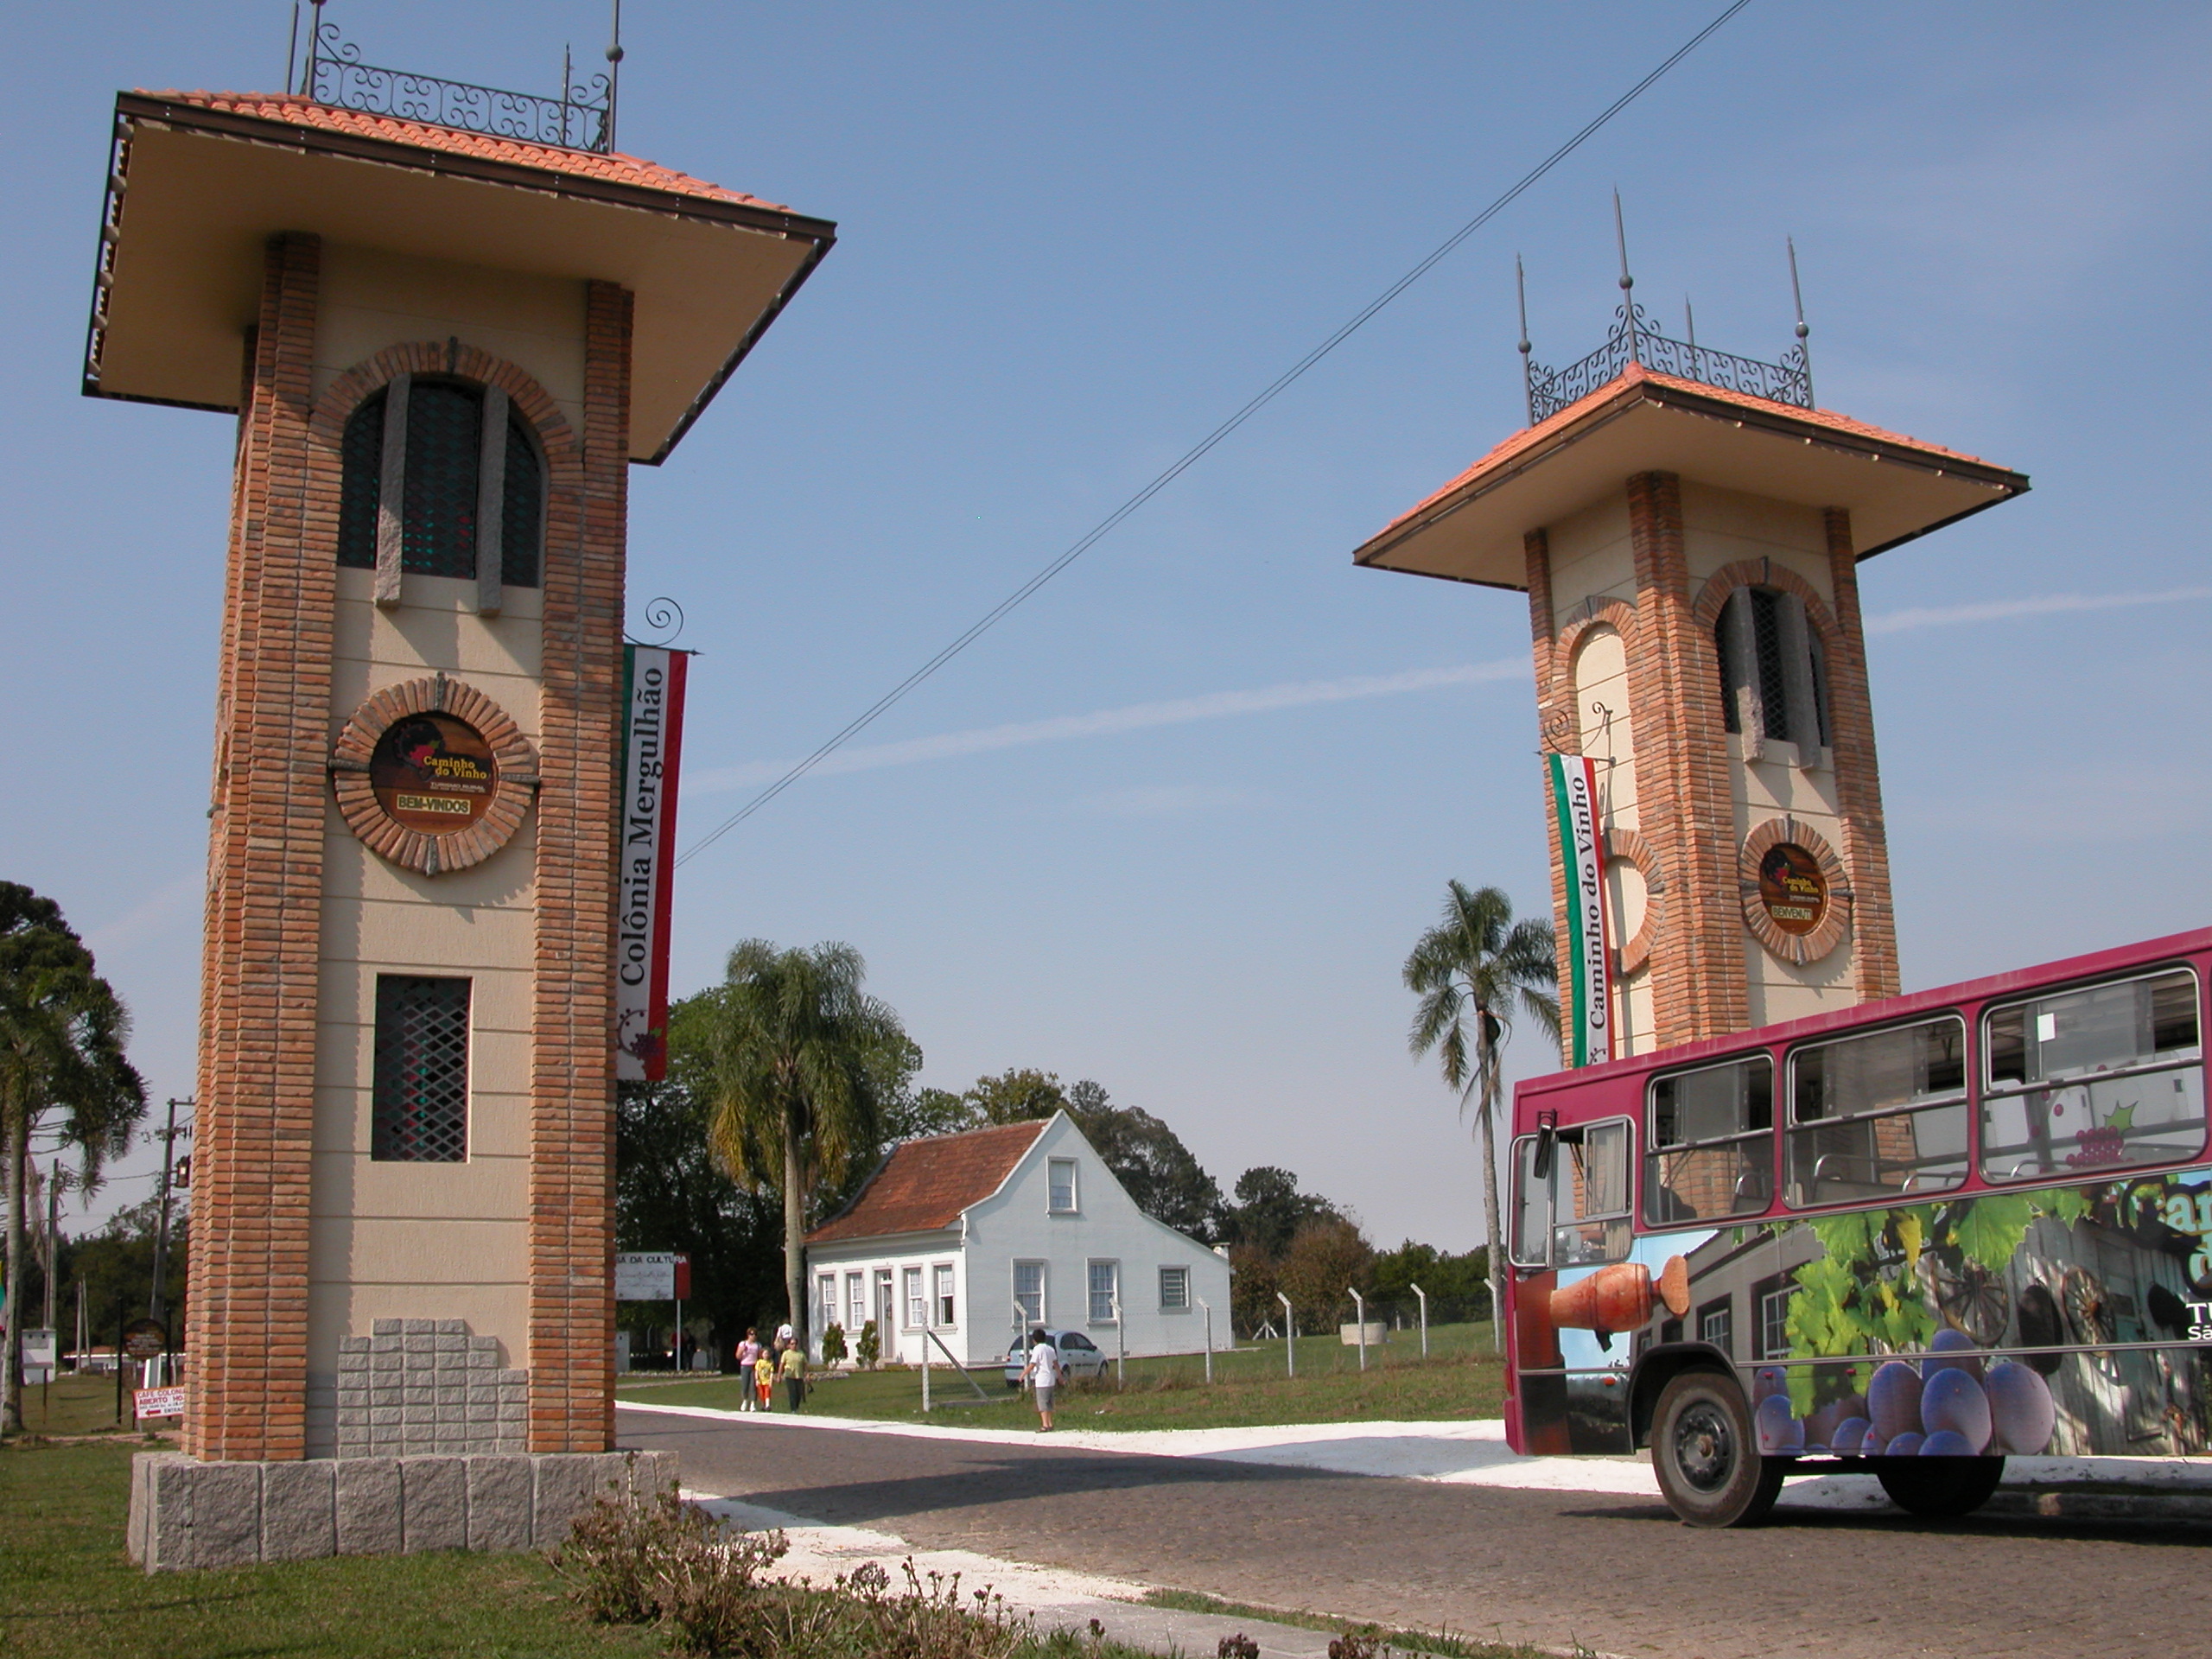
1411, 1282, 1429, 1358
1348, 1288, 1367, 1371
1277, 1292, 1294, 1378
1197, 1298, 1212, 1384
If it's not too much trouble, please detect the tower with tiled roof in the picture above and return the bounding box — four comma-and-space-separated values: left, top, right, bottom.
1354, 258, 2026, 1061
88, 29, 832, 1506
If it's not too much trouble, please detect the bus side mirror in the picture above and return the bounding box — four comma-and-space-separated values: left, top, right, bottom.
1533, 1118, 1557, 1180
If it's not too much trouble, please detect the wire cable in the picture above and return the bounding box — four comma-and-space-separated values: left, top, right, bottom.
678, 0, 1755, 864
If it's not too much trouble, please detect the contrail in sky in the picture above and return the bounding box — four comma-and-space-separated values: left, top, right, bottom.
686, 660, 1527, 793
688, 583, 2209, 794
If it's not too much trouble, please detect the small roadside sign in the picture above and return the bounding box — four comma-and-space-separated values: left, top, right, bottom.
122, 1319, 168, 1360
135, 1385, 187, 1421
615, 1252, 690, 1301
24, 1329, 56, 1384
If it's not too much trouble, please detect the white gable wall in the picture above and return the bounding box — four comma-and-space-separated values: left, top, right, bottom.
962, 1114, 1230, 1367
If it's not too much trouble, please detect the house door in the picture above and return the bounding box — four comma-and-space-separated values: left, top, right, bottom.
875, 1270, 895, 1361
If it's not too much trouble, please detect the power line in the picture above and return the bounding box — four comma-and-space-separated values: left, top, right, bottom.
677, 0, 1756, 866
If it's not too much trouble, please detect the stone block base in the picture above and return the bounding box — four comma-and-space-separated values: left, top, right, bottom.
127, 1448, 676, 1572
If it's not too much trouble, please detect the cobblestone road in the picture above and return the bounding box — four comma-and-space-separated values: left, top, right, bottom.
620, 1408, 2212, 1659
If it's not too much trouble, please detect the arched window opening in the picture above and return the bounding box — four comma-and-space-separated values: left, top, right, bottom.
1714, 586, 1830, 753
336, 377, 543, 594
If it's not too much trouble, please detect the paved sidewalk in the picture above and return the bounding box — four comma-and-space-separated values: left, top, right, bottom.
622, 1397, 2212, 1513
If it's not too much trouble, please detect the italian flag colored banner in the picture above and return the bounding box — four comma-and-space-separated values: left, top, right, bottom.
1548, 753, 1612, 1067
616, 645, 689, 1082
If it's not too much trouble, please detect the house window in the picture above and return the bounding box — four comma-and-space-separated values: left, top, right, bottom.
371, 975, 469, 1162
903, 1267, 925, 1330
338, 377, 543, 589
817, 1274, 836, 1338
1048, 1158, 1078, 1213
1088, 1261, 1119, 1325
1758, 1287, 1791, 1361
934, 1264, 957, 1327
1714, 586, 1829, 753
1698, 1298, 1733, 1358
1159, 1266, 1190, 1312
1013, 1262, 1045, 1326
846, 1272, 866, 1336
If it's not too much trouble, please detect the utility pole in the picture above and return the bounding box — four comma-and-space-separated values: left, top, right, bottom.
44, 1162, 61, 1336
149, 1098, 192, 1324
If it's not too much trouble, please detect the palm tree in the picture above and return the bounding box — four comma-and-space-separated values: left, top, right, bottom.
2, 883, 147, 1435
1404, 881, 1557, 1351
696, 940, 906, 1347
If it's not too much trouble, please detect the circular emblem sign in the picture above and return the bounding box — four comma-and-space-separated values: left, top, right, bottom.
369, 712, 498, 834
1758, 842, 1828, 936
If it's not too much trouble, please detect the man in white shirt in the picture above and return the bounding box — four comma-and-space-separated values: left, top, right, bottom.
1022, 1329, 1062, 1432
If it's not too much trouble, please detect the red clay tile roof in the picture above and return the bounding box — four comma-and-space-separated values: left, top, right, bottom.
806, 1120, 1050, 1245
138, 91, 791, 212
1369, 362, 1996, 545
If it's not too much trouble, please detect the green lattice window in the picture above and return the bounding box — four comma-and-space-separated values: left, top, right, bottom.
337, 382, 542, 588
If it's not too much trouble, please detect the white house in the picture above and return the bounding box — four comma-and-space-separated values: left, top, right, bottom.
803, 1112, 1231, 1367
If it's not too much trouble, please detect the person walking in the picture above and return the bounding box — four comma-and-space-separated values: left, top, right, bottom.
753, 1341, 776, 1411
734, 1328, 762, 1411
1023, 1328, 1062, 1432
778, 1334, 809, 1412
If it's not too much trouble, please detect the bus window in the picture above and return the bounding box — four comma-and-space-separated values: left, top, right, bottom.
1786, 1015, 1968, 1206
1510, 1121, 1632, 1268
1644, 1056, 1773, 1224
1982, 968, 2205, 1183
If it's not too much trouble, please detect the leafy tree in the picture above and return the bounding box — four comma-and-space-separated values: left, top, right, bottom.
695, 941, 913, 1346
880, 1086, 982, 1143
1369, 1238, 1491, 1323
963, 1068, 1069, 1124
615, 994, 790, 1364
3, 883, 147, 1434
1276, 1217, 1374, 1327
51, 1196, 188, 1358
1227, 1243, 1280, 1338
1404, 880, 1557, 1352
1064, 1081, 1224, 1242
1220, 1166, 1339, 1257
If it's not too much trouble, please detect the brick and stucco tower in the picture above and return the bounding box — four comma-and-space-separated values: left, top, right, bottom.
1354, 300, 2026, 1058
88, 58, 830, 1558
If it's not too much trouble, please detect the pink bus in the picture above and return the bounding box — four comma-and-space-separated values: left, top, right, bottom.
1504, 927, 2209, 1526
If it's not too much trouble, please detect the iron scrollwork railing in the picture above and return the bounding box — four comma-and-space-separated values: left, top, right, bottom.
305, 21, 615, 153
1524, 302, 1812, 425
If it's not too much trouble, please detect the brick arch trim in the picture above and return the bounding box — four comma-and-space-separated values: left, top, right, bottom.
1738, 815, 1853, 967
1601, 826, 1663, 976
308, 340, 583, 549
1545, 597, 1641, 753
1691, 558, 1843, 656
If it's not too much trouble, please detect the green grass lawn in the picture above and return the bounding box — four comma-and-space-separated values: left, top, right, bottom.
11, 1371, 143, 1438
619, 1322, 1506, 1432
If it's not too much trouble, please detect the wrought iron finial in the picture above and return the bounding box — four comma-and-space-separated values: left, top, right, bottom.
305, 14, 616, 151
1787, 236, 1814, 406
604, 0, 623, 152
285, 4, 302, 96
632, 596, 685, 648
1516, 255, 1535, 426
1612, 189, 1639, 365
1684, 296, 1696, 352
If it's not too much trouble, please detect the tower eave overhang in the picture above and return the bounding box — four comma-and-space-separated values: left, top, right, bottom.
85, 91, 838, 464
1351, 365, 2030, 591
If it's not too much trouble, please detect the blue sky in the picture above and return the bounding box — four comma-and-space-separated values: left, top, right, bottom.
7, 2, 2209, 1248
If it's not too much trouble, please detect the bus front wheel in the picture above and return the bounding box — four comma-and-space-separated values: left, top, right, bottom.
1650, 1371, 1784, 1528
1873, 1456, 2005, 1518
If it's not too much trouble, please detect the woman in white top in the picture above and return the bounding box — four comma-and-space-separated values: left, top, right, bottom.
1023, 1329, 1063, 1431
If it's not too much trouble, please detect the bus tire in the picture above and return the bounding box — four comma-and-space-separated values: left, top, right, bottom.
1873, 1455, 2005, 1518
1650, 1370, 1783, 1528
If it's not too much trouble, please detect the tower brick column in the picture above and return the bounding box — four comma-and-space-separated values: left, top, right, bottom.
525, 280, 632, 1452
1821, 508, 1901, 1001
1625, 470, 1747, 1046
1523, 529, 1580, 1027
186, 232, 329, 1463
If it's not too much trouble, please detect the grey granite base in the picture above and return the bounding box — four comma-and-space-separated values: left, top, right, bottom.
127, 1448, 676, 1572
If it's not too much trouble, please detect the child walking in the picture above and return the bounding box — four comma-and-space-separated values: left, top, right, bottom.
753, 1341, 775, 1411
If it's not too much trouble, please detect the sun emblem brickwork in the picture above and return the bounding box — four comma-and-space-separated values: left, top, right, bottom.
331, 674, 538, 874
1738, 815, 1852, 967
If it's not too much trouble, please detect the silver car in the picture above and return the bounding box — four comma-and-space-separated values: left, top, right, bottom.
1002, 1329, 1109, 1388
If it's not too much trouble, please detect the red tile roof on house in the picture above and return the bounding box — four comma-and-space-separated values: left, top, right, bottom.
139, 91, 791, 211
1369, 362, 1998, 546
806, 1120, 1050, 1245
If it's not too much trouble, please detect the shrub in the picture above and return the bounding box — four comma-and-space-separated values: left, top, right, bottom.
550, 1485, 727, 1625
821, 1322, 848, 1364
857, 1318, 881, 1370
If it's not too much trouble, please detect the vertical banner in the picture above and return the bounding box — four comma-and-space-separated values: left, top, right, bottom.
1548, 753, 1612, 1067
616, 646, 689, 1081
